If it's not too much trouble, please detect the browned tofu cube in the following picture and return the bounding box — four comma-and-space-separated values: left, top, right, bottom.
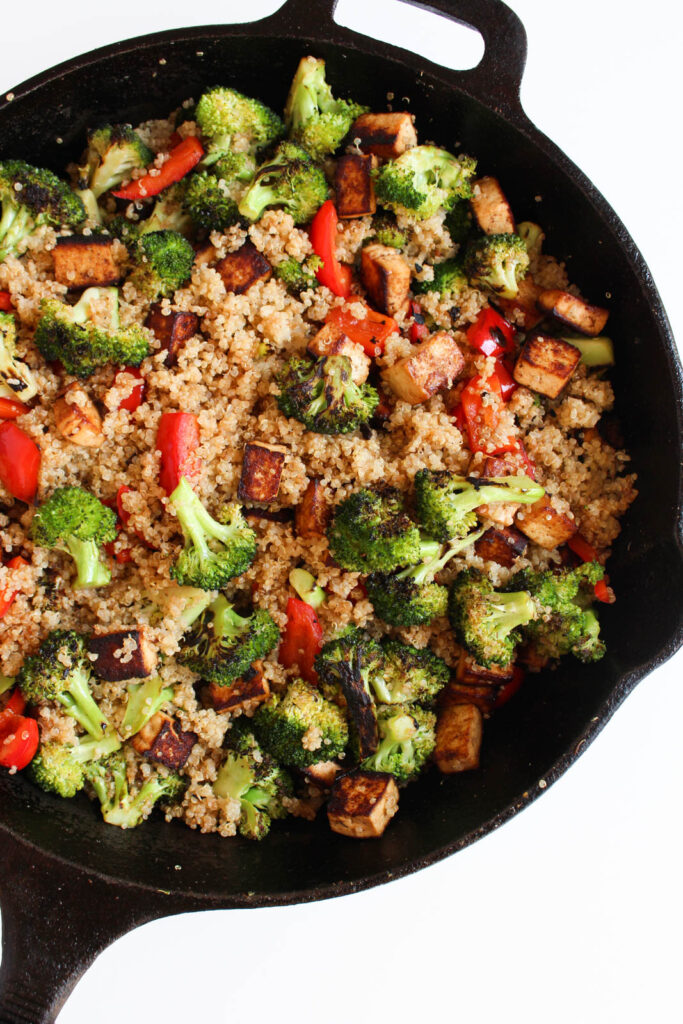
237, 442, 287, 503
536, 289, 609, 336
474, 525, 529, 567
513, 333, 581, 398
382, 331, 464, 404
351, 112, 417, 160
206, 662, 270, 713
52, 236, 120, 289
295, 477, 330, 538
87, 629, 157, 681
434, 703, 483, 774
327, 771, 399, 838
361, 243, 411, 316
54, 382, 103, 448
494, 274, 544, 330
470, 176, 516, 235
441, 681, 498, 715
216, 241, 271, 294
145, 304, 199, 366
456, 651, 515, 687
515, 494, 577, 550
303, 760, 342, 788
130, 712, 196, 770
307, 321, 370, 384
335, 153, 377, 218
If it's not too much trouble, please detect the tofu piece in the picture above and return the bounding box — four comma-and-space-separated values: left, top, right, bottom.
474, 525, 529, 567
145, 304, 199, 366
434, 703, 483, 774
52, 235, 119, 289
216, 241, 271, 294
307, 321, 370, 384
441, 681, 497, 715
54, 382, 103, 448
536, 289, 609, 336
513, 333, 581, 399
237, 442, 287, 503
87, 629, 157, 681
361, 243, 411, 317
494, 274, 544, 330
327, 771, 399, 838
455, 651, 515, 687
335, 153, 377, 218
303, 760, 342, 788
206, 662, 270, 713
382, 331, 464, 404
351, 112, 417, 160
515, 494, 577, 550
470, 176, 516, 235
130, 712, 196, 770
295, 477, 330, 538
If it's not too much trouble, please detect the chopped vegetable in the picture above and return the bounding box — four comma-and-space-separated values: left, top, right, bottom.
113, 136, 204, 201
278, 596, 323, 684
0, 421, 40, 502
309, 200, 352, 297
156, 411, 201, 495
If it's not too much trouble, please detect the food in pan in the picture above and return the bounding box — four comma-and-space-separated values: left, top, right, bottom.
0, 57, 637, 839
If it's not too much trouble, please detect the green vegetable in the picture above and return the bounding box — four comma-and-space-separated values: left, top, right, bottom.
31, 487, 117, 589
284, 56, 368, 160
0, 159, 84, 261
414, 469, 544, 542
375, 145, 476, 221
276, 354, 379, 435
327, 485, 423, 572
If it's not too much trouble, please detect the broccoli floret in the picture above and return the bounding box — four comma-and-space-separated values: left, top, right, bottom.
0, 311, 37, 402
86, 752, 184, 829
448, 568, 536, 667
361, 703, 436, 783
238, 141, 329, 225
371, 637, 449, 706
463, 233, 530, 300
509, 562, 606, 663
183, 171, 241, 231
119, 677, 174, 740
371, 214, 407, 250
0, 159, 85, 260
284, 56, 368, 160
214, 725, 293, 840
34, 286, 150, 378
179, 594, 280, 685
169, 477, 258, 590
276, 353, 379, 435
327, 485, 423, 572
517, 221, 544, 255
314, 625, 384, 704
78, 124, 153, 199
28, 732, 121, 798
31, 487, 117, 589
75, 188, 103, 227
254, 678, 348, 769
196, 86, 284, 167
414, 469, 545, 542
365, 529, 486, 626
274, 254, 323, 295
375, 145, 476, 221
141, 182, 194, 237
18, 629, 114, 739
128, 230, 195, 300
445, 200, 473, 244
413, 257, 467, 297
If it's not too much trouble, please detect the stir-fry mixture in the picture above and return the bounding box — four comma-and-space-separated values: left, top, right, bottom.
0, 57, 636, 839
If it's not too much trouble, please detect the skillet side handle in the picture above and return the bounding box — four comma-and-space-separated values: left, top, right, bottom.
0, 832, 170, 1024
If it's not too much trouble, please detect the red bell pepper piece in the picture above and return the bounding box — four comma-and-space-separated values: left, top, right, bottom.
113, 136, 204, 201
325, 303, 397, 357
567, 534, 599, 563
456, 374, 517, 456
0, 396, 28, 420
466, 307, 516, 357
310, 200, 353, 298
490, 359, 518, 401
114, 367, 146, 412
0, 713, 39, 770
0, 556, 28, 620
156, 412, 201, 496
594, 578, 612, 603
0, 291, 13, 312
408, 301, 429, 344
0, 422, 40, 503
278, 597, 323, 685
0, 689, 27, 723
492, 666, 525, 710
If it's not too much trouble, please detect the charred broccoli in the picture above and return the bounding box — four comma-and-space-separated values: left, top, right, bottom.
327, 485, 423, 572
87, 751, 184, 829
415, 469, 544, 542
183, 171, 241, 231
179, 595, 280, 685
276, 353, 379, 435
128, 230, 195, 300
448, 568, 536, 667
361, 704, 436, 783
314, 626, 384, 704
214, 724, 293, 840
284, 56, 368, 160
371, 637, 449, 706
375, 145, 476, 220
254, 678, 348, 769
274, 254, 323, 295
0, 311, 37, 403
238, 142, 329, 225
0, 159, 84, 260
195, 86, 284, 166
371, 214, 408, 250
412, 257, 467, 297
31, 486, 117, 589
463, 233, 529, 300
28, 733, 121, 798
77, 124, 153, 199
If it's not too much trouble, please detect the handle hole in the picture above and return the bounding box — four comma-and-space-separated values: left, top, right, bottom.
334, 0, 485, 71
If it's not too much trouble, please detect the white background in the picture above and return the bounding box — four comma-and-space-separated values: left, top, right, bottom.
2, 2, 682, 1021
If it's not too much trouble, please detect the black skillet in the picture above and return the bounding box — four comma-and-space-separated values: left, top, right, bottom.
1, 1, 682, 1020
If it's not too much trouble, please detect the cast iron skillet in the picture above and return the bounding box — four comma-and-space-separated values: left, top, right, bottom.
0, 1, 681, 1020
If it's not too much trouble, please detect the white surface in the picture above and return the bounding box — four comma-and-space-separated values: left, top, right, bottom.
2, 2, 682, 1022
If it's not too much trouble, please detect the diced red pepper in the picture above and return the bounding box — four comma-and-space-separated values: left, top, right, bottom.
156, 412, 201, 496
407, 301, 429, 344
0, 422, 40, 503
0, 555, 28, 620
168, 130, 183, 148
310, 200, 353, 298
594, 578, 611, 603
325, 303, 397, 357
278, 597, 323, 685
567, 534, 599, 563
0, 291, 13, 312
456, 373, 517, 456
492, 666, 525, 710
112, 136, 204, 201
0, 688, 26, 720
466, 307, 516, 358
490, 359, 518, 401
0, 713, 39, 770
0, 397, 28, 420
114, 367, 146, 413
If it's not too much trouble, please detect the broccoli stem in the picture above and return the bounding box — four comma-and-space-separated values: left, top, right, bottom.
396, 529, 486, 586
171, 478, 235, 567
488, 591, 536, 640
65, 535, 111, 589
211, 595, 250, 640
0, 204, 33, 259
58, 668, 111, 739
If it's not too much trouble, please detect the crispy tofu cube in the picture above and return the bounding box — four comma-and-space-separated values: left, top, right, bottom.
145, 304, 199, 366
334, 153, 377, 218
494, 274, 544, 330
351, 112, 417, 160
361, 243, 411, 317
456, 651, 515, 687
513, 333, 581, 398
470, 176, 516, 235
216, 241, 271, 294
515, 494, 577, 550
87, 629, 157, 681
130, 712, 197, 770
382, 331, 464, 404
54, 382, 103, 448
52, 235, 120, 289
441, 681, 498, 715
295, 477, 330, 538
303, 760, 342, 788
206, 662, 270, 713
474, 525, 529, 567
536, 289, 609, 336
327, 771, 399, 838
307, 321, 370, 384
238, 441, 287, 503
434, 703, 483, 774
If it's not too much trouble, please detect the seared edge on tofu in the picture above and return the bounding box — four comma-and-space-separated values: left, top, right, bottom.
52, 235, 120, 289
238, 441, 287, 503
130, 711, 197, 770
327, 771, 399, 838
470, 176, 516, 235
87, 628, 157, 681
216, 241, 272, 294
513, 333, 581, 399
361, 243, 411, 317
515, 494, 577, 550
350, 111, 417, 160
434, 703, 483, 774
145, 304, 199, 366
335, 153, 377, 219
383, 331, 464, 404
536, 289, 609, 336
